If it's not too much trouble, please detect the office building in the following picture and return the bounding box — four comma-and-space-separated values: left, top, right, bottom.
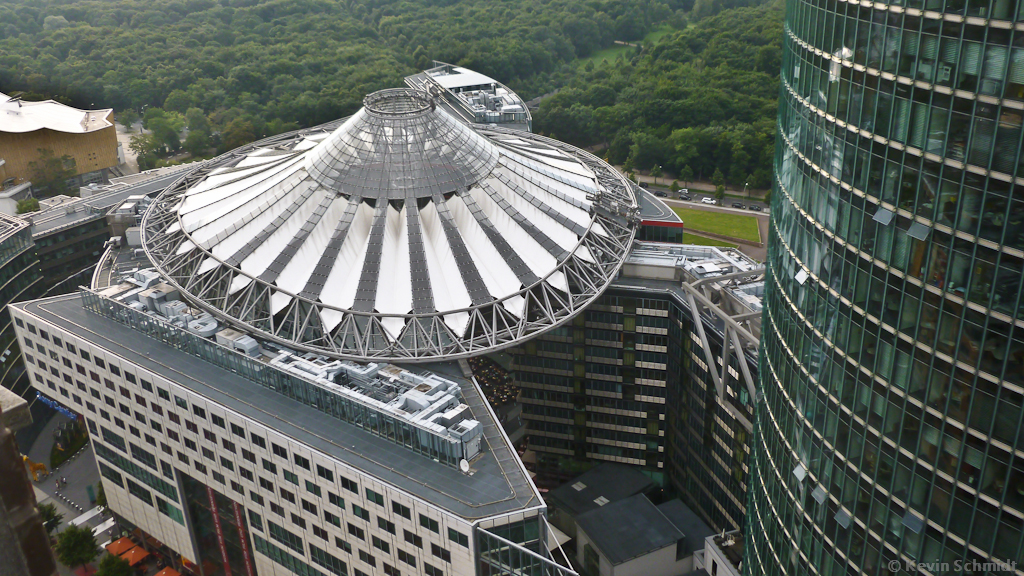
11, 87, 639, 576
516, 241, 762, 533
749, 1, 1024, 574
0, 213, 43, 400
405, 63, 532, 132
0, 93, 120, 190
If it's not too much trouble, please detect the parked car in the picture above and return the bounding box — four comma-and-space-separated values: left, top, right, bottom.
639, 182, 649, 189
654, 191, 667, 197
700, 197, 717, 205
749, 205, 763, 212
679, 194, 692, 201
680, 188, 689, 194
731, 202, 745, 208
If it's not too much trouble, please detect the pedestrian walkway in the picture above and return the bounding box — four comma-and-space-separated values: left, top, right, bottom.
26, 413, 101, 528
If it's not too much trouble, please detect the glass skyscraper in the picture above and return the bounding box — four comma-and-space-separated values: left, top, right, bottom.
749, 1, 1024, 574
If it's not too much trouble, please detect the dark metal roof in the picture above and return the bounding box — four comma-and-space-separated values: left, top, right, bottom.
546, 463, 656, 518
575, 494, 682, 565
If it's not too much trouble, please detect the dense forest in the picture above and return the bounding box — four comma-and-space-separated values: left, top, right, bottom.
0, 0, 782, 179
534, 1, 784, 188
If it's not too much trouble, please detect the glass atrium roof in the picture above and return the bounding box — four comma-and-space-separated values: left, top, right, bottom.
141, 89, 638, 361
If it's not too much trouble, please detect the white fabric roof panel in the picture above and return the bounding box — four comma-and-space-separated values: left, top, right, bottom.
143, 88, 638, 360
0, 92, 113, 134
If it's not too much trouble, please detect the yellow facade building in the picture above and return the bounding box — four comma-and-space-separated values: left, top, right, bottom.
0, 93, 119, 190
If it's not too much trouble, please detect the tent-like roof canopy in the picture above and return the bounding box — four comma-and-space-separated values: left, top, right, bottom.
141, 88, 638, 361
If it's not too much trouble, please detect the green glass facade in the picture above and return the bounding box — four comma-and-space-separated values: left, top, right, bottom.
750, 1, 1024, 574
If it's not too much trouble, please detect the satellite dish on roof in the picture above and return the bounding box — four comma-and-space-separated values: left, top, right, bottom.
459, 459, 470, 474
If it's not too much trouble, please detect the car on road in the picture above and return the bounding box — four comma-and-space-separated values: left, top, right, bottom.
700, 197, 717, 205
731, 202, 745, 209
638, 182, 649, 189
679, 194, 692, 201
654, 191, 667, 197
748, 205, 763, 212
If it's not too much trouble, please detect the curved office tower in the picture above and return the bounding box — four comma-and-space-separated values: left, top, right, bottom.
750, 1, 1024, 574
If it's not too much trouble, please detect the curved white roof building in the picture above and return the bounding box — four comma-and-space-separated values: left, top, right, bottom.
142, 89, 638, 360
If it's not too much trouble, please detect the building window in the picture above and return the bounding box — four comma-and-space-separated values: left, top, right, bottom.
291, 513, 306, 530
312, 526, 329, 541
365, 488, 384, 507
294, 453, 310, 470
263, 459, 277, 474
284, 470, 299, 485
424, 563, 443, 576
352, 504, 369, 521
403, 531, 422, 549
251, 433, 266, 448
391, 502, 410, 520
447, 528, 468, 548
260, 477, 274, 492
249, 510, 263, 532
378, 517, 395, 535
272, 443, 288, 459
316, 464, 334, 482
430, 544, 450, 563
397, 549, 416, 568
240, 467, 254, 482
268, 520, 304, 555
348, 523, 365, 541
270, 503, 284, 516
329, 492, 345, 509
299, 480, 318, 499
211, 414, 225, 428
220, 456, 234, 471
382, 563, 399, 576
419, 515, 439, 533
335, 537, 352, 554
341, 476, 358, 493
280, 488, 296, 504
371, 536, 389, 554
193, 405, 206, 419
325, 511, 341, 527
242, 449, 256, 463
231, 422, 245, 437
302, 499, 317, 515
357, 550, 375, 568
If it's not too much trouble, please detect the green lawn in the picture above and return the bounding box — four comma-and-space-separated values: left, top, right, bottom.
682, 233, 738, 248
579, 44, 635, 65
579, 26, 677, 66
672, 206, 761, 243
644, 25, 675, 44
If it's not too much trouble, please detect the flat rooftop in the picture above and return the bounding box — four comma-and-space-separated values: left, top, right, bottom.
14, 293, 540, 520
28, 167, 193, 236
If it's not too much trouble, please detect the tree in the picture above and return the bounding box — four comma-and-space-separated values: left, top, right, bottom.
95, 483, 106, 508
711, 168, 725, 189
117, 109, 140, 133
16, 198, 39, 214
95, 554, 132, 576
651, 164, 662, 185
38, 502, 63, 535
670, 181, 680, 194
54, 525, 98, 572
183, 130, 211, 157
714, 184, 726, 202
28, 148, 77, 197
679, 165, 694, 187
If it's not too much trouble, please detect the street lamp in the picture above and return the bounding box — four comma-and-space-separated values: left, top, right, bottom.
744, 181, 749, 199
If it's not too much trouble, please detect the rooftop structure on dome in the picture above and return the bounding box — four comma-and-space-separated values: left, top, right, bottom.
406, 62, 532, 131
142, 88, 638, 362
